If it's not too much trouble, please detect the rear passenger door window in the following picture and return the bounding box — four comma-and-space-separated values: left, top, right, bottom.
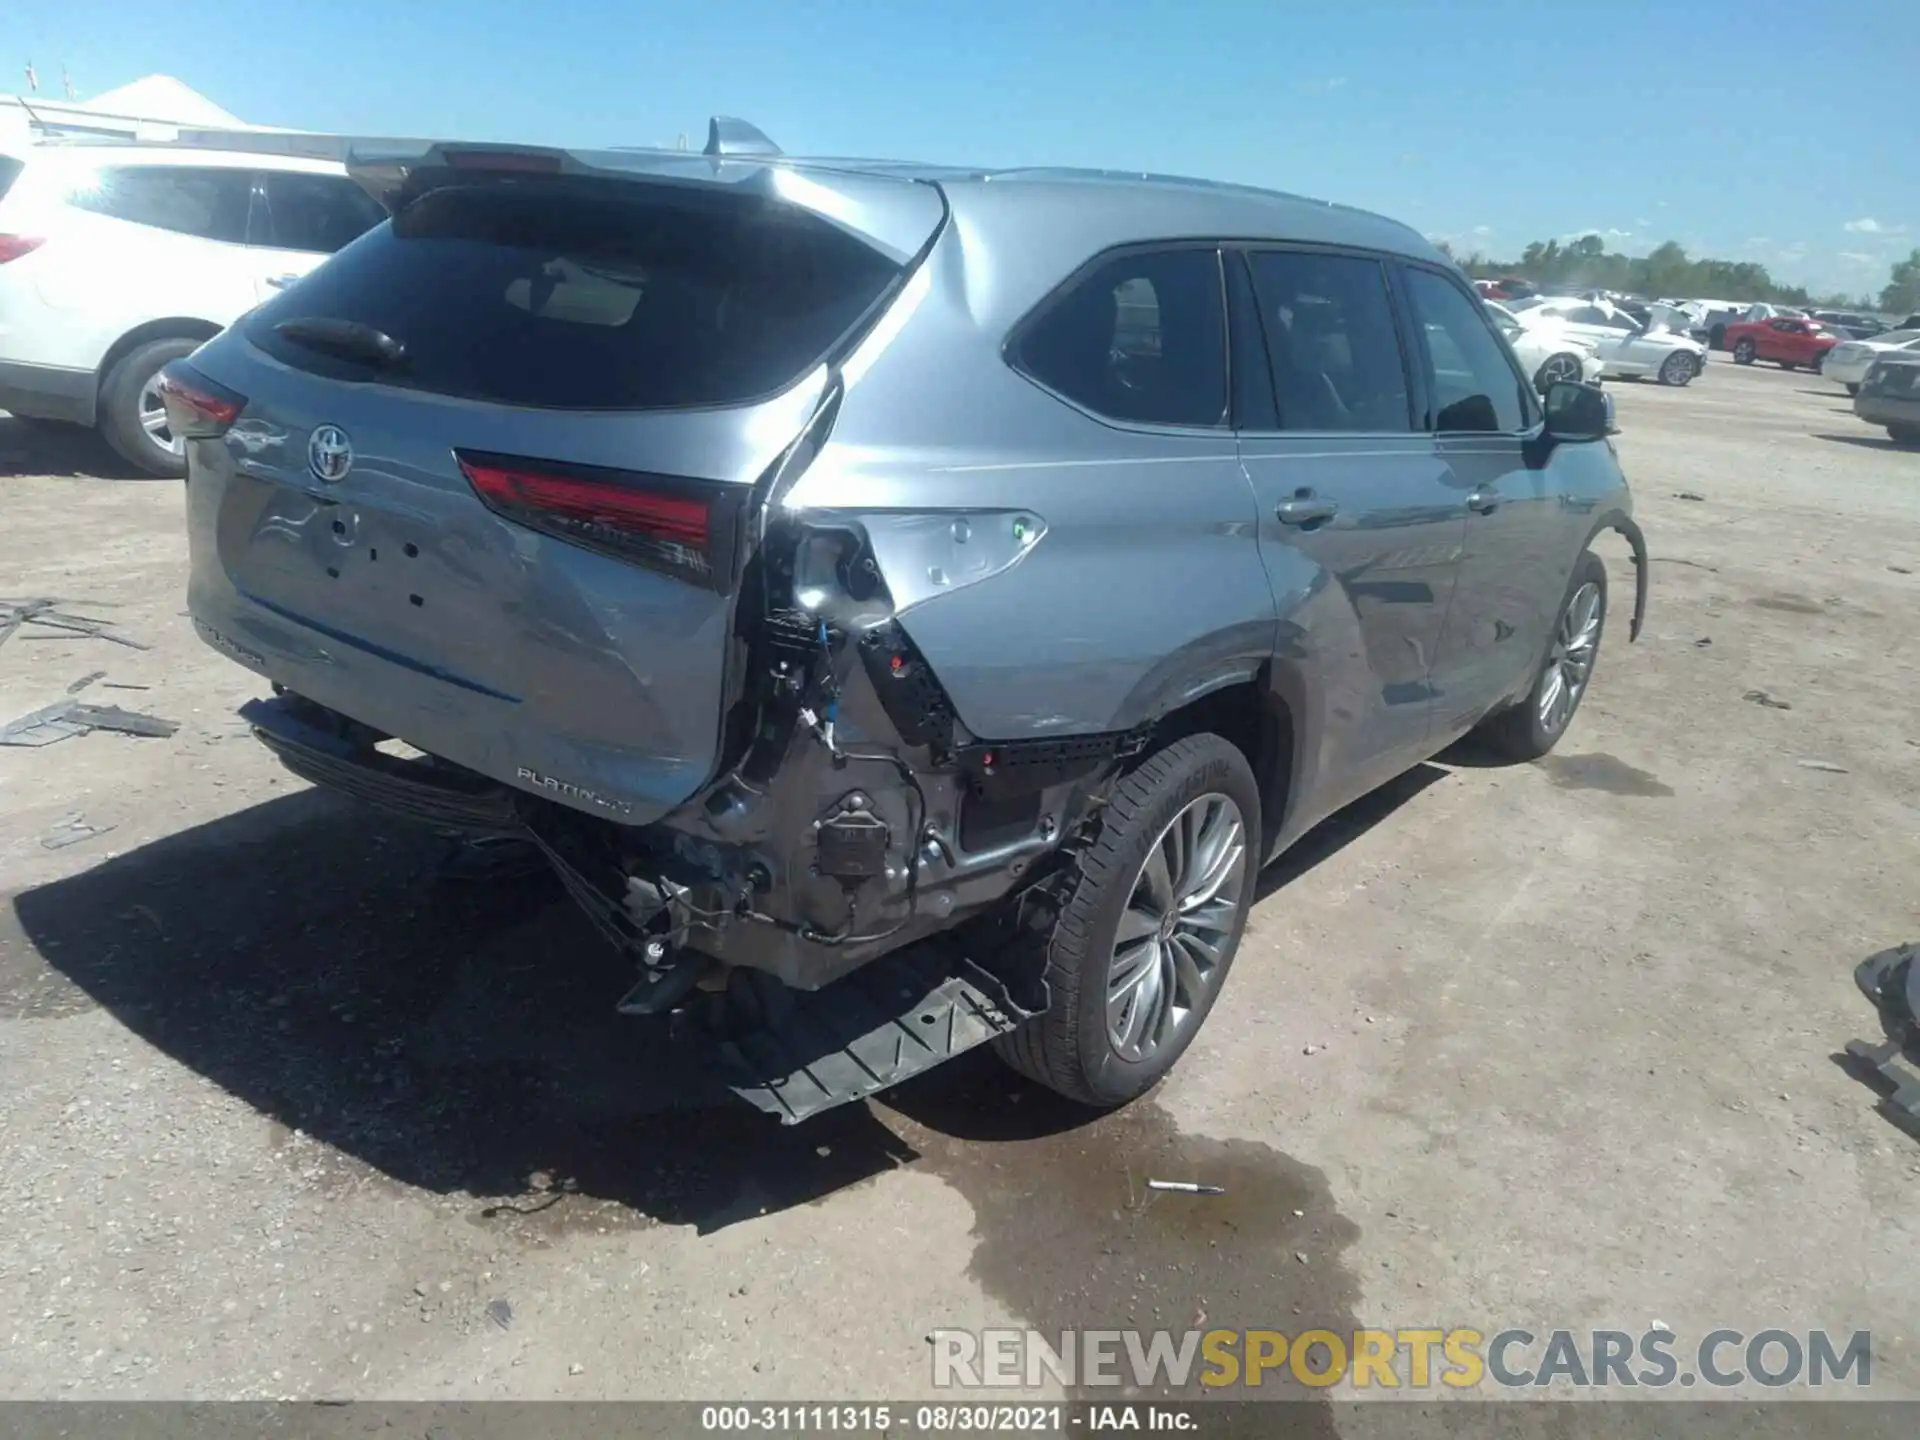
1400, 267, 1533, 433
66, 165, 251, 244
1014, 248, 1227, 427
254, 172, 387, 254
1245, 250, 1411, 431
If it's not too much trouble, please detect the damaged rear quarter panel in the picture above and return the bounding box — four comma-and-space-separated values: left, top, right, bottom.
781, 219, 1278, 743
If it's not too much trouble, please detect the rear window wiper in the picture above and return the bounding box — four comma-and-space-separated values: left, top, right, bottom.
273, 317, 409, 371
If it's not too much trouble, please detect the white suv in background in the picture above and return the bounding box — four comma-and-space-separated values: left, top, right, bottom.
0, 144, 385, 475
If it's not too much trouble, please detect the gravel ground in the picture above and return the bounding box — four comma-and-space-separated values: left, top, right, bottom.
1, 361, 1918, 1425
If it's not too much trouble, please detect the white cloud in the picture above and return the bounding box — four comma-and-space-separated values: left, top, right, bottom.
1839, 251, 1878, 265
1326, 76, 1348, 89
1844, 217, 1883, 233
1776, 241, 1809, 261
1634, 217, 1653, 228
1560, 226, 1633, 244
1471, 224, 1494, 237
1741, 235, 1771, 247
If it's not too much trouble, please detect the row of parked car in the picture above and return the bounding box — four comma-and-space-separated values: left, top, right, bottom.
1480, 292, 1708, 390
1468, 279, 1920, 445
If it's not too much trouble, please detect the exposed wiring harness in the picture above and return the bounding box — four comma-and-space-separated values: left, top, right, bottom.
797, 619, 927, 945
663, 618, 929, 948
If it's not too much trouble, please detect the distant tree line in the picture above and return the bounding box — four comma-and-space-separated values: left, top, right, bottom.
1436, 232, 1920, 315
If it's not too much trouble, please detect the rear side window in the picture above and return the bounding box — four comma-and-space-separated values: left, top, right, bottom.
0, 155, 23, 203
1246, 251, 1411, 432
255, 172, 386, 254
65, 165, 250, 243
1014, 248, 1227, 428
1401, 267, 1532, 433
246, 177, 904, 410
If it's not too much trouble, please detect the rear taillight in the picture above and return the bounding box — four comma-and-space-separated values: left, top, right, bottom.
155, 361, 247, 438
0, 234, 44, 263
456, 451, 742, 592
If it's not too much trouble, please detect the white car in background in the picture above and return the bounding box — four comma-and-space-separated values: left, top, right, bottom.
1823, 329, 1920, 395
1507, 296, 1707, 386
0, 143, 385, 475
1483, 300, 1604, 392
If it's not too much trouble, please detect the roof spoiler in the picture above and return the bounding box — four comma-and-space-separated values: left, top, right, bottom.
342, 129, 945, 266
704, 116, 781, 158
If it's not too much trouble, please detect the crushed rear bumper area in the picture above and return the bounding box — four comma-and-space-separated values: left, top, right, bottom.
239, 690, 1038, 1122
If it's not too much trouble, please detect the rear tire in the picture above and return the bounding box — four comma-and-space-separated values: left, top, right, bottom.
99, 337, 201, 478
1533, 353, 1586, 394
1733, 339, 1756, 365
992, 734, 1259, 1107
1890, 424, 1920, 447
1469, 551, 1608, 763
1657, 352, 1696, 387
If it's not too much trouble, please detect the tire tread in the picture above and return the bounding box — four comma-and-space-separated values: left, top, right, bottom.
994, 734, 1253, 1103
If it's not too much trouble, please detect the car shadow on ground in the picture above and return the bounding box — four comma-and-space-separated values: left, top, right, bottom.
0, 415, 151, 480
10, 765, 1449, 1234
1811, 431, 1920, 453
1254, 762, 1448, 902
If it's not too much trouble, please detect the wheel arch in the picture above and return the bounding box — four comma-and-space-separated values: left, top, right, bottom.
1144, 667, 1298, 864
1582, 507, 1648, 642
97, 318, 224, 400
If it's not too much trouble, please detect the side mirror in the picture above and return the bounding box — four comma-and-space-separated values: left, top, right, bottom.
1543, 381, 1616, 442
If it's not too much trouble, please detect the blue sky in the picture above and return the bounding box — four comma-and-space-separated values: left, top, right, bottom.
11, 0, 1916, 297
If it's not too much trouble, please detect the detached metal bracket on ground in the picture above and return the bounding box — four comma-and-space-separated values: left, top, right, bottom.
709, 946, 1033, 1123
0, 697, 180, 747
1849, 943, 1920, 1138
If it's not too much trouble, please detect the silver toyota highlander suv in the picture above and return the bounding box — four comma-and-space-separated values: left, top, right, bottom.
170, 120, 1647, 1122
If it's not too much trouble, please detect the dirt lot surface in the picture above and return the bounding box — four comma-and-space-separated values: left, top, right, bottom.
2, 363, 1918, 1425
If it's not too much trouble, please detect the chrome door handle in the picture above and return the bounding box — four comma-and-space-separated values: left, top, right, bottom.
1467, 489, 1500, 514
265, 273, 301, 290
1275, 494, 1338, 527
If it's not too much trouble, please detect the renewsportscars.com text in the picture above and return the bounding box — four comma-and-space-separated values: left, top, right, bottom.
931, 1327, 1873, 1391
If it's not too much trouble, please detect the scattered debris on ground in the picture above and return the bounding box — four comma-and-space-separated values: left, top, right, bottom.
0, 596, 151, 651
1675, 491, 1707, 501
1796, 759, 1849, 774
0, 697, 180, 747
41, 814, 117, 851
1146, 1180, 1226, 1195
1743, 690, 1792, 710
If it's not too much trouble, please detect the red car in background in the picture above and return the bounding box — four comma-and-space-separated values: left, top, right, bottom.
1724, 315, 1844, 372
1475, 277, 1538, 301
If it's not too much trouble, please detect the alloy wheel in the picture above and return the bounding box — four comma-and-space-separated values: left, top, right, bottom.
1538, 581, 1603, 735
1105, 792, 1248, 1063
137, 376, 184, 459
1539, 354, 1584, 388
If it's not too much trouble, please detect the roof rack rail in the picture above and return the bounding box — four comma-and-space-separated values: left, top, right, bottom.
704, 116, 781, 159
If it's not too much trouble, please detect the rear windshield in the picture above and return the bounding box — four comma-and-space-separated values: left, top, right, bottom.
0, 155, 22, 204
246, 176, 904, 410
